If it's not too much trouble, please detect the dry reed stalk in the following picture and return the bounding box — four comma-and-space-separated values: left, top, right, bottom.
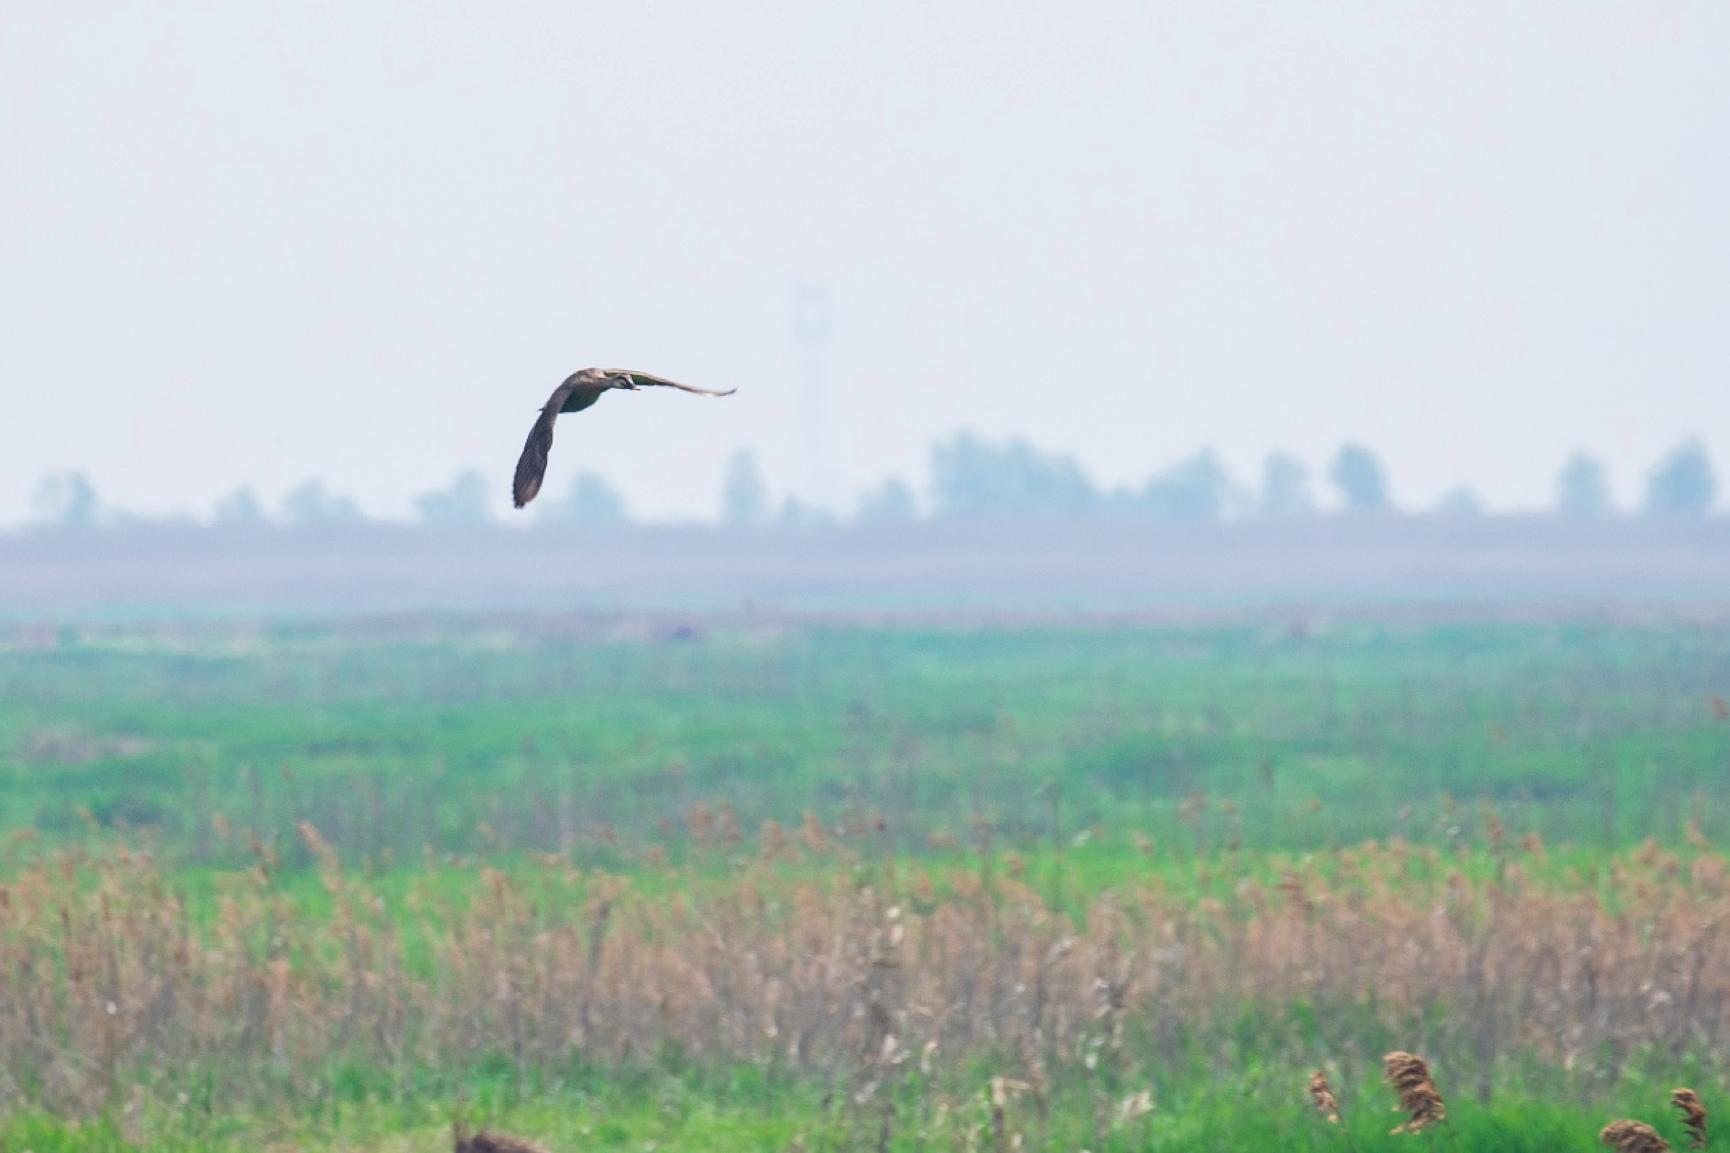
1311, 1068, 1363, 1152
1672, 1089, 1709, 1150
1602, 1120, 1674, 1153
1278, 870, 1315, 915
1382, 1051, 1446, 1134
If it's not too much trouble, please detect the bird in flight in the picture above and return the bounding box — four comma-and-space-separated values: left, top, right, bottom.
512, 368, 735, 509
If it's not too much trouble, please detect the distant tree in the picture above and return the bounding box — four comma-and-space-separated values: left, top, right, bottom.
1554, 453, 1612, 518
281, 480, 361, 526
855, 477, 918, 525
543, 472, 628, 526
1434, 486, 1484, 517
929, 432, 1097, 519
1259, 452, 1314, 518
32, 472, 99, 528
1328, 443, 1390, 512
1644, 439, 1716, 517
721, 450, 770, 527
213, 487, 264, 525
1141, 449, 1236, 521
415, 471, 490, 526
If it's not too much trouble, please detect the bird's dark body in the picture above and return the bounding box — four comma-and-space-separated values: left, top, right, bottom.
559, 389, 603, 415
510, 367, 735, 509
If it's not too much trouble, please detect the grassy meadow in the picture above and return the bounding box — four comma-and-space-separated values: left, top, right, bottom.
2, 613, 1729, 1151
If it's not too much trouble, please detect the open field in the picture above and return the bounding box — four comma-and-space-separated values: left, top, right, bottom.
5, 613, 1730, 858
3, 613, 1729, 1150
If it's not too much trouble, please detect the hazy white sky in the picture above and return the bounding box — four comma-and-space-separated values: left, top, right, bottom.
3, 3, 1726, 523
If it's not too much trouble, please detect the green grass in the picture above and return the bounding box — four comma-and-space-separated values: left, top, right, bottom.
3, 618, 1728, 868
0, 1064, 1706, 1153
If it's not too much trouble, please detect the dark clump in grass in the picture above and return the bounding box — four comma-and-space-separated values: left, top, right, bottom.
453, 1121, 551, 1153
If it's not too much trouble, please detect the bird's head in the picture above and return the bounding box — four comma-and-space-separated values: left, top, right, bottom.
604, 372, 639, 390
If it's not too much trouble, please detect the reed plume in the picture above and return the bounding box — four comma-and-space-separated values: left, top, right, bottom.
1672, 1089, 1708, 1150
1309, 1069, 1342, 1124
1601, 1120, 1673, 1153
1382, 1051, 1446, 1135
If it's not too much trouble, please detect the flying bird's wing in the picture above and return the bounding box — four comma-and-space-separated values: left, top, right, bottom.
605, 369, 737, 397
512, 371, 735, 509
512, 381, 586, 509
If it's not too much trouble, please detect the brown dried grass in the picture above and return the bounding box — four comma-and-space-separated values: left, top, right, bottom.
0, 831, 1727, 1116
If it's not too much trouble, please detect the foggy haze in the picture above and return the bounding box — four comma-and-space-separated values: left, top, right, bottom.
3, 3, 1726, 525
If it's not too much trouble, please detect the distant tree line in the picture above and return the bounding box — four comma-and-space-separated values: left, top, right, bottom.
20, 436, 1722, 531
878, 434, 1719, 524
